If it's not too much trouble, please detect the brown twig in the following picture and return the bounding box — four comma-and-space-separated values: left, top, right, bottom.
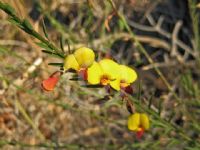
129, 14, 196, 59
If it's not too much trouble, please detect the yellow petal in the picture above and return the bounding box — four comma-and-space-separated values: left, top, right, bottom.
119, 65, 137, 84
87, 62, 103, 84
110, 79, 120, 91
99, 59, 120, 80
74, 47, 95, 68
140, 113, 150, 130
128, 113, 140, 131
63, 54, 79, 71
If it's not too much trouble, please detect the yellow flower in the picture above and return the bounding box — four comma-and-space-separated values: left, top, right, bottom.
63, 54, 79, 71
110, 65, 137, 91
87, 59, 120, 90
63, 47, 95, 71
119, 65, 137, 87
128, 113, 149, 138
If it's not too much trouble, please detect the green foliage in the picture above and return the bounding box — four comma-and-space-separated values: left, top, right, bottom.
0, 2, 16, 16
0, 2, 64, 59
181, 72, 200, 98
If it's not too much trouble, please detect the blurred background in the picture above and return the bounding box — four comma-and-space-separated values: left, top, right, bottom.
0, 0, 200, 149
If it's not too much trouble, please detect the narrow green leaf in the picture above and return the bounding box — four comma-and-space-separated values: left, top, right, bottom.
60, 35, 65, 52
42, 50, 60, 57
66, 39, 72, 54
48, 63, 63, 66
0, 2, 16, 16
69, 77, 82, 81
36, 42, 52, 51
137, 80, 142, 102
118, 19, 125, 31
42, 19, 49, 39
81, 84, 103, 88
158, 99, 162, 115
42, 50, 64, 58
8, 18, 22, 27
22, 19, 33, 30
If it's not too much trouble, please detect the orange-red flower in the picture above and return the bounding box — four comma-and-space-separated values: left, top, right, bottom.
41, 71, 61, 91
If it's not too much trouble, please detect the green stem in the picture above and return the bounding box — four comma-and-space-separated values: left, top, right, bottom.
0, 2, 64, 58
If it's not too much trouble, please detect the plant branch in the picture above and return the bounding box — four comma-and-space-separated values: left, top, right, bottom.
0, 2, 64, 58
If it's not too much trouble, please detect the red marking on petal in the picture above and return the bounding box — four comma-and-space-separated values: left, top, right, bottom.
125, 86, 133, 94
78, 68, 88, 80
136, 128, 144, 139
41, 71, 61, 91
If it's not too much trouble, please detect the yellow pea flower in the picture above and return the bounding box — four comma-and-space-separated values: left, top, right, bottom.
87, 59, 120, 90
110, 65, 137, 91
74, 47, 95, 68
119, 65, 137, 87
128, 113, 150, 138
64, 54, 79, 71
63, 47, 95, 71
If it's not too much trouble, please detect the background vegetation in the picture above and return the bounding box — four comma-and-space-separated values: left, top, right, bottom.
0, 0, 200, 149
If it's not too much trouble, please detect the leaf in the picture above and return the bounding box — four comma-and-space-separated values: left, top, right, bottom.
42, 50, 54, 54
42, 19, 49, 39
48, 63, 63, 67
36, 42, 52, 51
69, 77, 82, 81
118, 19, 125, 31
59, 35, 65, 52
0, 2, 16, 16
81, 84, 103, 88
8, 18, 22, 27
137, 80, 142, 102
22, 19, 33, 30
158, 99, 162, 115
42, 50, 64, 58
42, 50, 64, 59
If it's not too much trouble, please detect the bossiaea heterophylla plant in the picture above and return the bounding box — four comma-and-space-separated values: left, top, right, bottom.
42, 47, 149, 138
1, 1, 200, 147
0, 1, 150, 139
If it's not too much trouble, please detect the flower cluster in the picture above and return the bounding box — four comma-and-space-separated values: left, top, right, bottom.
63, 47, 138, 93
42, 47, 149, 138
